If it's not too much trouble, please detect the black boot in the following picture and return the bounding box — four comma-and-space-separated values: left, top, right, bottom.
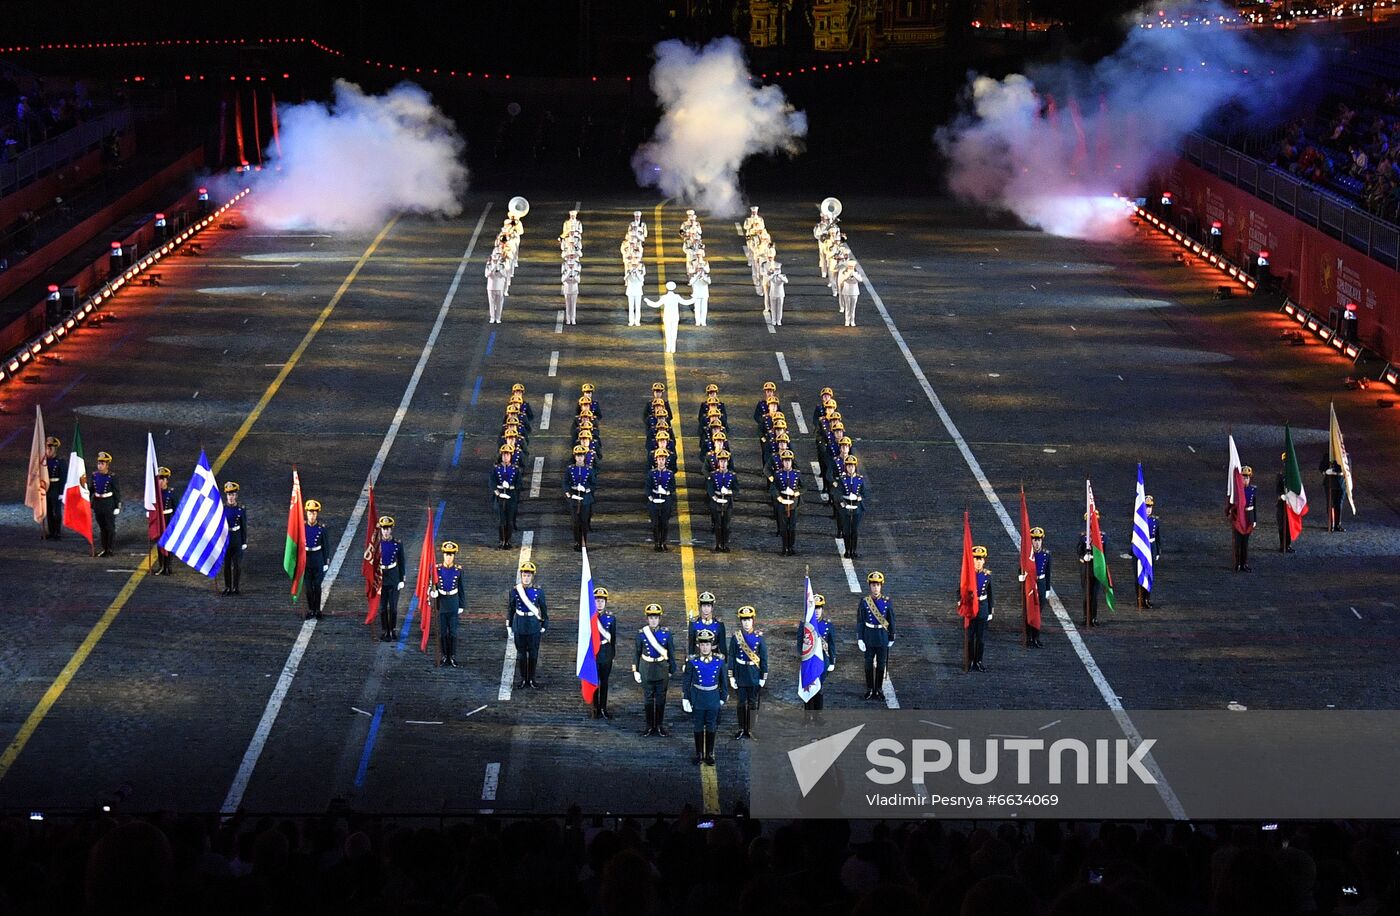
734, 704, 748, 739
693, 732, 704, 764
656, 704, 670, 737
746, 705, 757, 740
704, 729, 716, 766
642, 703, 655, 737
449, 635, 459, 667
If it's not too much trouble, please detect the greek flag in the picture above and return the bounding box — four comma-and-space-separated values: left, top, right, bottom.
1131, 463, 1153, 591
158, 450, 229, 577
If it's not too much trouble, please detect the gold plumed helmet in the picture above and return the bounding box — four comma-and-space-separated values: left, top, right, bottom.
505, 402, 521, 414
442, 541, 459, 553
593, 585, 609, 599
655, 429, 671, 441
838, 436, 853, 447
578, 429, 593, 441
844, 455, 859, 466
378, 515, 395, 528
652, 382, 666, 392
972, 546, 988, 559
715, 450, 731, 460
762, 381, 776, 391
1144, 495, 1155, 506
512, 383, 525, 392
711, 430, 727, 441
156, 466, 171, 478
520, 561, 537, 573
699, 591, 716, 603
1241, 466, 1253, 476
645, 602, 663, 616
653, 447, 669, 459
499, 444, 515, 455
578, 395, 591, 405
1030, 526, 1045, 538
705, 383, 719, 394
224, 481, 240, 493
45, 436, 60, 448
305, 499, 322, 512
867, 570, 885, 584
695, 628, 715, 643
573, 444, 588, 455
581, 382, 595, 393
737, 605, 757, 619
779, 450, 794, 460
820, 386, 834, 397
814, 594, 826, 608
96, 451, 113, 463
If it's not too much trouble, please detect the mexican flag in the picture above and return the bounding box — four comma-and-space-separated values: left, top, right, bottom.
1086, 480, 1114, 611
284, 469, 307, 600
63, 422, 93, 546
1282, 425, 1308, 540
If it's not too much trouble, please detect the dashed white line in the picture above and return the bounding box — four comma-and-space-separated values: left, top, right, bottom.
775, 351, 791, 382
481, 761, 500, 813
811, 460, 825, 497
220, 203, 494, 816
465, 704, 488, 718
351, 707, 373, 717
405, 720, 443, 726
1351, 606, 1362, 620
882, 674, 900, 709
835, 538, 861, 593
790, 402, 808, 435
554, 310, 564, 333
864, 272, 1186, 819
498, 531, 534, 701
530, 456, 545, 497
547, 350, 559, 377
539, 393, 553, 430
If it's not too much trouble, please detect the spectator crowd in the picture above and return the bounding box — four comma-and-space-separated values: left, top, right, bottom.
1, 808, 1398, 916
1275, 80, 1400, 223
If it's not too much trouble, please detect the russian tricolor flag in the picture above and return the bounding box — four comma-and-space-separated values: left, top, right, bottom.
575, 543, 601, 703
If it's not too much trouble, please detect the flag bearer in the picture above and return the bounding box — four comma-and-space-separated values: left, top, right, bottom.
151, 467, 177, 575
1017, 527, 1049, 646
43, 437, 65, 539
802, 594, 835, 720
968, 546, 993, 673
303, 499, 328, 620
591, 586, 617, 719
221, 482, 246, 596
376, 516, 406, 641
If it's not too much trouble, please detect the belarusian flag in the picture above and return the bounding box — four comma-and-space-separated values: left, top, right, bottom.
1086, 480, 1114, 611
1282, 425, 1308, 540
284, 469, 307, 600
63, 422, 93, 547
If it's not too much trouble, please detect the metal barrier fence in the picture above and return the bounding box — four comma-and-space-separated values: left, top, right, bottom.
1180, 131, 1400, 270
0, 109, 132, 194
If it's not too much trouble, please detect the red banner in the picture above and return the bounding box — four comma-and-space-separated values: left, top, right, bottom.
1157, 159, 1399, 363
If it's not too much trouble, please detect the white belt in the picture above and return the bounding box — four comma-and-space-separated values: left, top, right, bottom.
48, 477, 60, 483
381, 562, 397, 570
230, 526, 242, 531
307, 544, 323, 551
642, 655, 666, 662
439, 588, 459, 595
95, 492, 115, 498
515, 609, 540, 617
778, 497, 796, 506
649, 497, 668, 504
495, 490, 513, 499
735, 657, 757, 665
694, 683, 718, 691
711, 497, 729, 505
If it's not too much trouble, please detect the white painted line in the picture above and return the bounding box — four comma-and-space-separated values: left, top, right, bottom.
864, 272, 1187, 820
775, 351, 791, 382
919, 720, 954, 729
555, 310, 564, 333
405, 720, 443, 725
1187, 445, 1196, 453
465, 704, 488, 718
220, 202, 494, 816
481, 761, 500, 811
1039, 719, 1063, 731
351, 707, 374, 717
1070, 325, 1077, 331
540, 393, 553, 430
836, 538, 860, 593
192, 390, 199, 399
882, 673, 900, 709
766, 322, 776, 335
530, 456, 545, 497
498, 531, 534, 701
1352, 606, 1362, 620
547, 350, 559, 377
811, 460, 825, 493
791, 402, 808, 435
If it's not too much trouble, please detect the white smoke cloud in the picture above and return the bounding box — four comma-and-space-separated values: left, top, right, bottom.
633, 37, 807, 217
239, 79, 468, 232
935, 2, 1312, 239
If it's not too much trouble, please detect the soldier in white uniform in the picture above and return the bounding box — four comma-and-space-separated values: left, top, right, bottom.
689, 265, 711, 327
838, 259, 866, 327
629, 210, 648, 243
486, 253, 509, 323
562, 254, 581, 326
646, 281, 693, 354
742, 206, 765, 239
562, 209, 582, 240
625, 264, 647, 326
764, 261, 789, 327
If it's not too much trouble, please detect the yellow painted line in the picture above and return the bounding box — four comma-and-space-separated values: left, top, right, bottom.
652, 202, 719, 815
0, 216, 401, 784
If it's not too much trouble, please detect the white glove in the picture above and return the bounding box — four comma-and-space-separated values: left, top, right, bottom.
889, 636, 895, 644
457, 609, 463, 616
858, 639, 867, 653
682, 699, 693, 713
759, 678, 767, 687
1018, 572, 1027, 582
540, 628, 546, 635
729, 676, 737, 690
827, 664, 835, 673
507, 626, 513, 638
397, 581, 405, 590
323, 565, 329, 573
242, 544, 248, 550
633, 670, 642, 684
113, 507, 121, 515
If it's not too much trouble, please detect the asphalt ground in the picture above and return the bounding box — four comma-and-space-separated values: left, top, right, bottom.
1, 191, 1398, 818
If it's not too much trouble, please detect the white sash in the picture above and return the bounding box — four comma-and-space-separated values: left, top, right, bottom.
598, 617, 612, 645
642, 625, 669, 660
515, 584, 541, 617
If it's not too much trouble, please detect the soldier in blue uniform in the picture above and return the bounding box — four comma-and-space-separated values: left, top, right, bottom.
802, 594, 836, 721
1228, 466, 1257, 572
1077, 510, 1105, 626
646, 447, 676, 551
591, 586, 617, 719
1321, 457, 1346, 532
857, 571, 894, 701
682, 628, 728, 765
91, 451, 121, 558
151, 466, 178, 575
510, 382, 535, 426
429, 541, 463, 667
42, 436, 65, 539
507, 560, 548, 689
376, 516, 406, 641
688, 591, 728, 661
563, 444, 596, 550
303, 499, 328, 620
967, 546, 993, 673
728, 605, 768, 739
490, 443, 521, 549
753, 381, 778, 426
633, 603, 676, 736
836, 455, 866, 560
706, 450, 736, 552
823, 437, 854, 510
1138, 498, 1161, 608
642, 383, 667, 425
221, 482, 246, 596
771, 450, 802, 556
1017, 526, 1048, 647
578, 382, 602, 420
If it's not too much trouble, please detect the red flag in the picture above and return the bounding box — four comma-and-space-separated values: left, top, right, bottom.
957, 511, 978, 630
363, 486, 383, 623
1231, 468, 1253, 536
283, 469, 306, 600
1019, 489, 1041, 630
416, 506, 437, 652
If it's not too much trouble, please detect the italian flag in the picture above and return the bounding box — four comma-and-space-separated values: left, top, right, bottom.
284, 469, 306, 600
63, 422, 93, 546
1086, 480, 1114, 611
1282, 424, 1308, 540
